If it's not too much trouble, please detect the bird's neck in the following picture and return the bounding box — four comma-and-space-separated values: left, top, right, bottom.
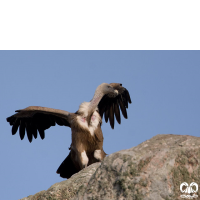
89, 91, 104, 111
85, 90, 104, 125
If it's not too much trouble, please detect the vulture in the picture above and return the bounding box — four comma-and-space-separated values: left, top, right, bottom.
7, 83, 131, 179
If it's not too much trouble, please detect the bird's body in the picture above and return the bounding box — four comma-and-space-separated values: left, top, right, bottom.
7, 83, 131, 178
60, 102, 106, 178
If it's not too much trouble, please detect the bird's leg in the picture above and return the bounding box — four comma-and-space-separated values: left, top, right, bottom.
94, 149, 103, 161
78, 150, 89, 169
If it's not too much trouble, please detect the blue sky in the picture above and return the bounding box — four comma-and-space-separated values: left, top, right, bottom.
0, 51, 200, 199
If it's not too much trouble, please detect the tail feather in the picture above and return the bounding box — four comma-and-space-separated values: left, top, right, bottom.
56, 152, 79, 179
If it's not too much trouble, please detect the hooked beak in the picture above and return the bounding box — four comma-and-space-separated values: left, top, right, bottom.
107, 88, 119, 98
114, 89, 118, 96
114, 90, 119, 97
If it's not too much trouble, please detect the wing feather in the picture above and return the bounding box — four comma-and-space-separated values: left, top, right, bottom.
109, 103, 114, 129
9, 117, 16, 126
122, 93, 128, 108
12, 118, 20, 135
26, 122, 33, 143
98, 96, 107, 118
104, 105, 109, 123
125, 89, 132, 104
19, 120, 25, 140
54, 116, 65, 126
7, 106, 71, 142
118, 97, 127, 119
31, 124, 38, 139
98, 83, 131, 129
38, 128, 45, 140
114, 99, 121, 124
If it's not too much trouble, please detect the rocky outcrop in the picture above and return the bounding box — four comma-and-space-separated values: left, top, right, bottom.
21, 134, 200, 200
20, 162, 101, 200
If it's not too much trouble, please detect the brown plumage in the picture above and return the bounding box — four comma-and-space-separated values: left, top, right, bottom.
6, 83, 131, 178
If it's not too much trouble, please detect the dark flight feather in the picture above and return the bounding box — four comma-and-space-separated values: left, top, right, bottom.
109, 103, 114, 129
12, 118, 20, 135
125, 89, 132, 104
26, 122, 33, 143
104, 104, 109, 123
19, 120, 25, 140
6, 106, 70, 142
98, 83, 131, 128
114, 99, 121, 124
118, 97, 127, 118
38, 128, 45, 140
32, 125, 38, 139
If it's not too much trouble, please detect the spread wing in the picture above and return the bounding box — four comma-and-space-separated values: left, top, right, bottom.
98, 83, 132, 129
6, 106, 71, 142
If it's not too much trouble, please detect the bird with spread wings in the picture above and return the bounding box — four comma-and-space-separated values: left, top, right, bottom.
7, 83, 131, 178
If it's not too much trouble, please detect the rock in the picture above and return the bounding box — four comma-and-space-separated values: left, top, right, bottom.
20, 163, 101, 200
20, 134, 200, 200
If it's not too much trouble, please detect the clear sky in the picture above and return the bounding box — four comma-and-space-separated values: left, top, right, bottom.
0, 51, 200, 199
